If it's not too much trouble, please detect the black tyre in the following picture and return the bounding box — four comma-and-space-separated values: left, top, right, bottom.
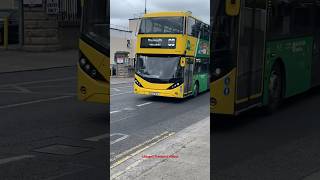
265, 62, 283, 113
193, 82, 199, 97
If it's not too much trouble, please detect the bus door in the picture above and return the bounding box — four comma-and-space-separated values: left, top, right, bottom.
236, 0, 267, 110
184, 57, 194, 94
312, 5, 320, 86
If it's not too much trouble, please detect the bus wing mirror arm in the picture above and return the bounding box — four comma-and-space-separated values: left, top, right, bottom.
225, 0, 240, 16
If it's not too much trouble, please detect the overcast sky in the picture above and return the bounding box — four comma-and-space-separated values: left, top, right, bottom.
111, 0, 210, 28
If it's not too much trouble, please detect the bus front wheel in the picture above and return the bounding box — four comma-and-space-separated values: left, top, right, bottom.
266, 62, 283, 113
193, 82, 199, 97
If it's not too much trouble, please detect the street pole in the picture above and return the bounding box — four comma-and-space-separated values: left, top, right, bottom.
19, 0, 24, 49
4, 16, 8, 50
144, 0, 147, 14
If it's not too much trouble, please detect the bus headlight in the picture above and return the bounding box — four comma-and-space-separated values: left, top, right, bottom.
85, 64, 91, 71
215, 68, 222, 76
79, 54, 105, 81
134, 78, 143, 87
168, 82, 180, 90
80, 58, 86, 66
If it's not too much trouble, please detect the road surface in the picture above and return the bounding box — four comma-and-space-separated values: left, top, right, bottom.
0, 67, 108, 179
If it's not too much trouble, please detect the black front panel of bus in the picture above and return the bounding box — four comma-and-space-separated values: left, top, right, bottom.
140, 37, 176, 49
211, 1, 238, 82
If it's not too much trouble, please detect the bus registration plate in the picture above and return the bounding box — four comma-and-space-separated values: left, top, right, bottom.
150, 92, 159, 96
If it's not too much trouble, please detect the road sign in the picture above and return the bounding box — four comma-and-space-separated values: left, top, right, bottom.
46, 0, 59, 15
23, 0, 43, 7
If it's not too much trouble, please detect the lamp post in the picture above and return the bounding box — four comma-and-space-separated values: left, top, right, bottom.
144, 0, 147, 14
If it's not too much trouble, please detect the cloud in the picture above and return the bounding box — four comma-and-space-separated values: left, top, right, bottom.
111, 0, 210, 27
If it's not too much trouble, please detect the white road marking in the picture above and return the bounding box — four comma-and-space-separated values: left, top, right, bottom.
112, 85, 132, 89
110, 133, 129, 145
44, 166, 91, 180
110, 115, 137, 124
123, 107, 136, 111
0, 77, 75, 87
111, 110, 121, 114
84, 133, 109, 142
0, 96, 73, 110
111, 91, 132, 97
112, 88, 121, 92
11, 85, 32, 93
26, 85, 73, 88
0, 155, 35, 165
0, 90, 76, 96
136, 102, 152, 107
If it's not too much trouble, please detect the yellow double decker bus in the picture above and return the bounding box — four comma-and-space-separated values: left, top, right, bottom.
134, 11, 210, 98
77, 0, 109, 103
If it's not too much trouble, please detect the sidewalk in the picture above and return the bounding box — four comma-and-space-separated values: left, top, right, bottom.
304, 171, 320, 180
111, 117, 210, 180
0, 49, 77, 73
111, 77, 134, 85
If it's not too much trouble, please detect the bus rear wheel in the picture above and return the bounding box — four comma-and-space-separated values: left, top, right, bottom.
266, 62, 283, 112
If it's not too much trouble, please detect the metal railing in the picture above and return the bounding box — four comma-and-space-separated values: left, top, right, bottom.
57, 0, 81, 26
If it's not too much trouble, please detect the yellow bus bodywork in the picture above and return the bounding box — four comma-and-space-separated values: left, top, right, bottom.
210, 68, 236, 115
134, 11, 200, 98
134, 75, 185, 98
77, 39, 109, 103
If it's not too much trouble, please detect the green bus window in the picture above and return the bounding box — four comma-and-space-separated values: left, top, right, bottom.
292, 6, 312, 34
187, 17, 197, 37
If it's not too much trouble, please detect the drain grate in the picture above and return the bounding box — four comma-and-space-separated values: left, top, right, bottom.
34, 144, 91, 155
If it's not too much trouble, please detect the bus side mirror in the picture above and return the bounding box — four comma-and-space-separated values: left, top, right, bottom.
226, 0, 240, 16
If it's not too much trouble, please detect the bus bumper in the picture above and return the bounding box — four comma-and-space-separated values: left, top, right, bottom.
210, 68, 237, 115
77, 65, 109, 103
134, 84, 184, 98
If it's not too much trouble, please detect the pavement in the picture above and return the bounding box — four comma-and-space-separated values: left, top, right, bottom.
110, 79, 209, 180
0, 49, 77, 73
111, 117, 210, 180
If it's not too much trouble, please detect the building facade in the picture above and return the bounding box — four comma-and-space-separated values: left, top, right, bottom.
110, 26, 134, 77
23, 0, 81, 51
0, 0, 19, 9
1, 0, 81, 51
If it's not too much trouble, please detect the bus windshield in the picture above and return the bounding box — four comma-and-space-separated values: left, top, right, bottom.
210, 0, 235, 82
139, 17, 184, 34
135, 56, 183, 83
82, 0, 108, 48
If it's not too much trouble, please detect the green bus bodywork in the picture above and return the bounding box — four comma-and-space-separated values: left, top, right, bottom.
263, 36, 314, 106
192, 39, 210, 95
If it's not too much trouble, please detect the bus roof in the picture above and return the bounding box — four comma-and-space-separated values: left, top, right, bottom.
143, 11, 192, 18
143, 11, 208, 25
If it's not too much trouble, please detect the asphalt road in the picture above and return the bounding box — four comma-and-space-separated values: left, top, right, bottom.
213, 88, 320, 180
0, 67, 108, 180
110, 82, 209, 162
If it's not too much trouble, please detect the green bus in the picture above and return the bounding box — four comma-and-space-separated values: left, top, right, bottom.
210, 0, 320, 115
